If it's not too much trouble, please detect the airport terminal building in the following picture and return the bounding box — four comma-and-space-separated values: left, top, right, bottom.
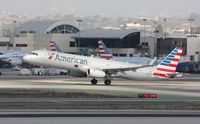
0, 20, 80, 53
0, 21, 143, 57
0, 20, 199, 63
72, 29, 140, 56
0, 21, 141, 57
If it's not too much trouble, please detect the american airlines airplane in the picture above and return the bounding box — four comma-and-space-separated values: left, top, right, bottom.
23, 47, 183, 85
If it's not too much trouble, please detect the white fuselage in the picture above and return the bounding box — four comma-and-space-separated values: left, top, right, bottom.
116, 67, 157, 80
23, 50, 159, 80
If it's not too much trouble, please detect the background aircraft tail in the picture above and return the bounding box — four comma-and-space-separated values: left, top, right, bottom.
153, 47, 183, 78
98, 40, 113, 59
49, 41, 63, 52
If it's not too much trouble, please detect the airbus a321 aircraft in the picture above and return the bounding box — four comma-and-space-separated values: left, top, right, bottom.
23, 47, 183, 85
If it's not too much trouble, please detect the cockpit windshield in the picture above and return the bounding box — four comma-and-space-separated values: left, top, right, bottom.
29, 52, 38, 56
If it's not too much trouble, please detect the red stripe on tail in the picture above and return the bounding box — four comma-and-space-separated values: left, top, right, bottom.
172, 58, 179, 62
157, 68, 175, 73
153, 73, 167, 78
168, 64, 177, 67
176, 52, 181, 56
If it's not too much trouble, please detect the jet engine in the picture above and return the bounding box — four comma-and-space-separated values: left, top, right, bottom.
87, 69, 106, 78
8, 58, 23, 66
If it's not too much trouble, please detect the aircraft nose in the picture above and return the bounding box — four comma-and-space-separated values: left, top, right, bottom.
22, 55, 33, 63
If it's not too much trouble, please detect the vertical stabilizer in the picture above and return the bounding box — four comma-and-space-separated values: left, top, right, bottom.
153, 47, 183, 78
49, 41, 63, 52
98, 40, 113, 59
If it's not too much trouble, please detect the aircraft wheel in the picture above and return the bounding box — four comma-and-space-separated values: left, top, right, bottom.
104, 80, 111, 85
91, 78, 98, 85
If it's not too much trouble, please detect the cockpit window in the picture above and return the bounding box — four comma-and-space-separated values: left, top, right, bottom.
29, 52, 38, 56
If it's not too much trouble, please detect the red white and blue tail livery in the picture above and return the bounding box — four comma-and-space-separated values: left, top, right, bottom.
153, 47, 183, 78
98, 40, 113, 59
49, 41, 56, 51
49, 41, 63, 52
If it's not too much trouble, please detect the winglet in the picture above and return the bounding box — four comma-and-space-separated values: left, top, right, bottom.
148, 57, 157, 66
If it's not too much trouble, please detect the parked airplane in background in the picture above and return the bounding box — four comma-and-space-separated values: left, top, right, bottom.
98, 40, 154, 65
98, 40, 113, 59
0, 50, 27, 66
0, 41, 62, 67
23, 47, 183, 85
49, 41, 63, 52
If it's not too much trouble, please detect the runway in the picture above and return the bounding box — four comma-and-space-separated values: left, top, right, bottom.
2, 72, 200, 121
0, 75, 199, 109
0, 76, 200, 98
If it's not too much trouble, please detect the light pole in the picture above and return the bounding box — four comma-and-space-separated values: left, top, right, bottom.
10, 21, 16, 50
153, 21, 157, 34
188, 18, 194, 37
76, 19, 82, 54
143, 19, 147, 43
134, 22, 137, 30
163, 18, 167, 38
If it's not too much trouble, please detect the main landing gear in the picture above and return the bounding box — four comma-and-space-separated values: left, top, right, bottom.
90, 78, 112, 85
104, 79, 111, 85
91, 78, 98, 85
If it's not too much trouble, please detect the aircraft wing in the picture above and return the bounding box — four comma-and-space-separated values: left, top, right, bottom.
102, 57, 157, 73
103, 65, 151, 73
0, 56, 9, 60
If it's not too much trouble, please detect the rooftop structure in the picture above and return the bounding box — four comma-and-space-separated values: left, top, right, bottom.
15, 20, 79, 35
72, 29, 139, 39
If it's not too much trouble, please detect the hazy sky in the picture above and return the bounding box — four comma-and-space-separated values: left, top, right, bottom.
0, 0, 199, 17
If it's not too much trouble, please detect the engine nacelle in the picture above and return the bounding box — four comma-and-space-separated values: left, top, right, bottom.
8, 58, 23, 66
87, 69, 106, 78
